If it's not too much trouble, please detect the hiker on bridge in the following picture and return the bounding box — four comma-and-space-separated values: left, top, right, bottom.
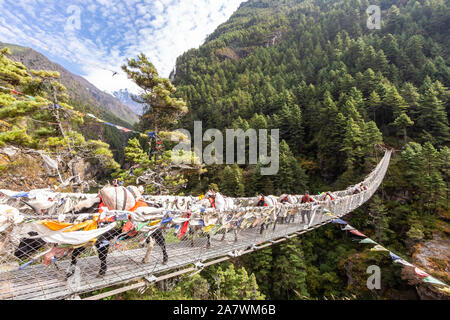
300, 191, 316, 224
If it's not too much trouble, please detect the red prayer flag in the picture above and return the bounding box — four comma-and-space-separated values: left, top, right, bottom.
349, 229, 366, 237
178, 212, 191, 239
414, 267, 429, 278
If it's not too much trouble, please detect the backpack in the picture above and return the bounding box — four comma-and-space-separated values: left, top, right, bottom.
99, 186, 136, 211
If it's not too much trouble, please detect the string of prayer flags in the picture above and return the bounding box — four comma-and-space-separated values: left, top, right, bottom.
0, 85, 23, 96
85, 112, 141, 134
1, 85, 37, 101
329, 212, 449, 290
1, 85, 154, 138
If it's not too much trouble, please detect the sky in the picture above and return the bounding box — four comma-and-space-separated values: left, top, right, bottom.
0, 0, 244, 93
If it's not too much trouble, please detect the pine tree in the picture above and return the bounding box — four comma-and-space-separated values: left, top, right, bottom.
219, 164, 245, 197
416, 84, 449, 145
122, 54, 190, 194
368, 195, 391, 243
393, 112, 414, 145
212, 264, 265, 300
271, 238, 309, 299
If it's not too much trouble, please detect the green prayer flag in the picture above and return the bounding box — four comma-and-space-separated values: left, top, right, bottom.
423, 276, 447, 286
359, 238, 377, 245
136, 221, 150, 232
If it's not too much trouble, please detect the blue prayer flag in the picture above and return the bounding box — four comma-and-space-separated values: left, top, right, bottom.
389, 252, 401, 260
332, 218, 348, 224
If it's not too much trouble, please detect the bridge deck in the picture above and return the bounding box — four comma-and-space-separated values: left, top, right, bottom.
0, 213, 333, 300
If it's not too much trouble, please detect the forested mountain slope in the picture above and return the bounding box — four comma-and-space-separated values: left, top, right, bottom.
146, 0, 450, 300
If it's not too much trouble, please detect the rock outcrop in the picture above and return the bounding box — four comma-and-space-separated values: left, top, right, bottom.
0, 145, 97, 192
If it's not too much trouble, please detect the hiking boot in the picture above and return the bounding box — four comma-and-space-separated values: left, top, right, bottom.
66, 265, 75, 279
97, 266, 107, 277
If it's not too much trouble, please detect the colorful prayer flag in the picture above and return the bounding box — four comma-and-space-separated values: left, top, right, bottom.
332, 218, 347, 224
11, 192, 29, 198
161, 217, 172, 224
349, 229, 366, 237
389, 252, 401, 260
423, 276, 447, 286
393, 259, 413, 267
359, 238, 377, 244
370, 245, 388, 252
414, 267, 429, 278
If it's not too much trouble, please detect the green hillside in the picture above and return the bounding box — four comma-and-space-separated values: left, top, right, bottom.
143, 0, 449, 300
0, 42, 140, 164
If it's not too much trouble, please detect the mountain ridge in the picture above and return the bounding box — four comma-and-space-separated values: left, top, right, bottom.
0, 41, 139, 126
112, 88, 144, 116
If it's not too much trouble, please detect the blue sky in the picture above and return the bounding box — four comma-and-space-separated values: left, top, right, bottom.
0, 0, 244, 93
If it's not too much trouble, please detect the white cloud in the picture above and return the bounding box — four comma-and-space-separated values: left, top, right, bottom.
0, 0, 245, 93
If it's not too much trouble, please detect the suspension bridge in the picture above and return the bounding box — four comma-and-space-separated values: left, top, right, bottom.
0, 150, 392, 300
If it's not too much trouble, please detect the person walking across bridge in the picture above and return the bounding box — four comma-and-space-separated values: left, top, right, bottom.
300, 191, 315, 225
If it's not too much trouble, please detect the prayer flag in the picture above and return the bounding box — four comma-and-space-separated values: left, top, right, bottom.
332, 218, 347, 224
359, 238, 377, 244
423, 276, 447, 286
393, 259, 413, 267
349, 229, 366, 237
370, 245, 388, 252
414, 267, 429, 278
389, 252, 401, 261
